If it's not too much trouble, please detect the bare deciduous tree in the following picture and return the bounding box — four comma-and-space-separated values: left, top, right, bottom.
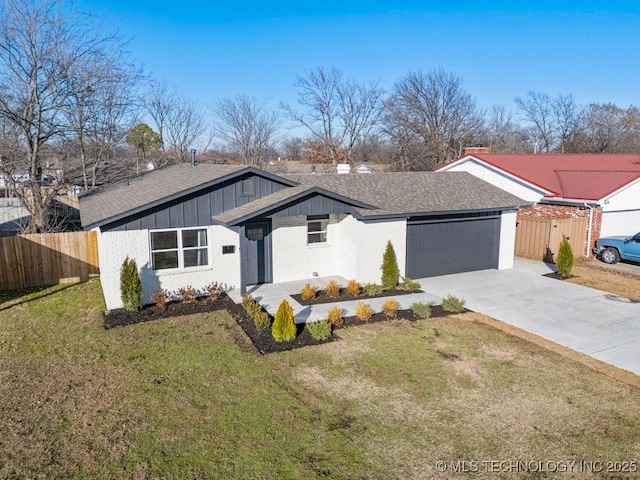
383, 68, 482, 170
551, 94, 579, 153
0, 0, 133, 231
566, 103, 640, 153
212, 95, 280, 167
514, 91, 555, 152
63, 45, 140, 189
282, 66, 384, 165
144, 80, 208, 163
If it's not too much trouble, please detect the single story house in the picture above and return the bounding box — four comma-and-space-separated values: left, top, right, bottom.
79, 163, 528, 311
438, 152, 640, 257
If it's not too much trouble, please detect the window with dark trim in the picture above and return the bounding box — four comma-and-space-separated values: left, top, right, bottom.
151, 228, 208, 270
307, 215, 329, 244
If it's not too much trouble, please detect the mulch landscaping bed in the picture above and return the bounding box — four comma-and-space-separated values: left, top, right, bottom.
291, 287, 422, 306
104, 293, 460, 354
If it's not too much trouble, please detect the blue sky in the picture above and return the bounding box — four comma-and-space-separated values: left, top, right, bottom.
75, 1, 640, 117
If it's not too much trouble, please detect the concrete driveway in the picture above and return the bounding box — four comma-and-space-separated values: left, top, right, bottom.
417, 258, 640, 376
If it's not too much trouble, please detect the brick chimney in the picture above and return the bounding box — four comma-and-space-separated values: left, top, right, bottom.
464, 146, 491, 156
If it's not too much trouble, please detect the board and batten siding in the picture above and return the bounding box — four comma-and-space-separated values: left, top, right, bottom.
102, 174, 288, 232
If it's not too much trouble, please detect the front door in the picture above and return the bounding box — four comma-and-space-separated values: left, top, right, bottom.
241, 222, 271, 285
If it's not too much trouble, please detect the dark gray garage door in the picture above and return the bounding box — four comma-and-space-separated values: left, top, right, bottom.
406, 217, 500, 278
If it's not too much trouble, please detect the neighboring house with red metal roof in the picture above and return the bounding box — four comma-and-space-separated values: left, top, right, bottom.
437, 153, 640, 257
79, 163, 527, 311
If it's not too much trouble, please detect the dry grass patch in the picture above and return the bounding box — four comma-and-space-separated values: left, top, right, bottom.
567, 258, 640, 300
2, 281, 640, 479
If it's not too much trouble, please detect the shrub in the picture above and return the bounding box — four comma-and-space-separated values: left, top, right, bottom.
556, 235, 574, 278
306, 320, 332, 341
151, 289, 170, 310
442, 294, 466, 313
399, 276, 421, 292
253, 311, 271, 330
242, 294, 262, 318
325, 280, 341, 299
381, 240, 399, 289
411, 301, 433, 319
326, 305, 344, 326
382, 298, 399, 318
363, 283, 384, 296
272, 299, 296, 342
355, 301, 374, 322
345, 279, 361, 297
120, 257, 142, 312
178, 285, 197, 303
205, 281, 224, 302
300, 283, 317, 301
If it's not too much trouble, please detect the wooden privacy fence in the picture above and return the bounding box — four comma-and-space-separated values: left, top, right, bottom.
515, 217, 589, 262
0, 231, 99, 291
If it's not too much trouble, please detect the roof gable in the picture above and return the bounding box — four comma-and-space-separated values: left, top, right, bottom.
79, 163, 298, 229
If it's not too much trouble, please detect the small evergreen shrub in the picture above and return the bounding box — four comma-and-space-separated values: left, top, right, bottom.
306, 320, 332, 341
556, 235, 574, 278
363, 283, 384, 296
411, 301, 433, 319
325, 280, 341, 299
120, 257, 142, 312
382, 298, 399, 318
399, 276, 421, 292
326, 305, 344, 326
300, 283, 317, 301
345, 279, 361, 297
441, 295, 466, 313
253, 311, 271, 330
178, 285, 197, 303
242, 295, 262, 318
272, 299, 296, 342
151, 289, 170, 310
355, 301, 374, 322
206, 281, 224, 302
381, 240, 399, 289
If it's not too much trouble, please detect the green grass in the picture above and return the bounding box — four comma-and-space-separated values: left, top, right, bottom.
1, 280, 639, 478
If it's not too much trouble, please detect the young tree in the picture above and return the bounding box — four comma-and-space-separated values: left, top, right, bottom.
126, 123, 162, 173
272, 299, 296, 342
556, 236, 574, 278
283, 66, 384, 165
212, 95, 280, 167
120, 257, 142, 312
381, 240, 399, 289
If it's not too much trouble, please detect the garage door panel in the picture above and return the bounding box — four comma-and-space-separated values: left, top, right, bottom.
406, 218, 499, 278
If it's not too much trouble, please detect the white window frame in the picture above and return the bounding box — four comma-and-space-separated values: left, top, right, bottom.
150, 227, 209, 271
307, 215, 329, 244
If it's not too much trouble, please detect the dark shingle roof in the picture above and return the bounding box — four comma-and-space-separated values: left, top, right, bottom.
287, 172, 528, 218
80, 165, 529, 229
79, 163, 297, 228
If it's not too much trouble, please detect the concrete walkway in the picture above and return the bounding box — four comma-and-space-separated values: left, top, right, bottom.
227, 275, 441, 324
417, 258, 640, 376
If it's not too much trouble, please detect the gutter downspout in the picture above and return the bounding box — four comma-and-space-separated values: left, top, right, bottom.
585, 203, 594, 258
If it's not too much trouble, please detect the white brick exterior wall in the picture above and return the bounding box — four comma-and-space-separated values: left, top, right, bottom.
271, 222, 340, 282
498, 210, 517, 269
337, 215, 407, 283
97, 225, 241, 310
271, 215, 407, 285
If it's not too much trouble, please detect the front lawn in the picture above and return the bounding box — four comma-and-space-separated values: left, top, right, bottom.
0, 280, 639, 478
